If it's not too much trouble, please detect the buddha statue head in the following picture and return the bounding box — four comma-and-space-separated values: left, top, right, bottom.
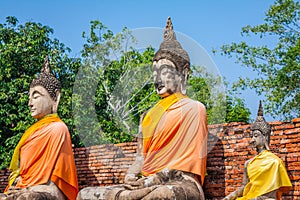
250, 101, 272, 152
153, 17, 190, 98
28, 56, 61, 119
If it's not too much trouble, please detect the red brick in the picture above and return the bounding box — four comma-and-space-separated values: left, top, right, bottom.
286, 133, 299, 139
269, 121, 283, 126
287, 157, 298, 162
284, 128, 300, 134
274, 124, 295, 130
292, 118, 300, 123
273, 129, 284, 135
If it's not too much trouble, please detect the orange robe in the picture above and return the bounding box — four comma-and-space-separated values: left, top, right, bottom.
7, 117, 78, 200
237, 150, 292, 199
142, 93, 208, 184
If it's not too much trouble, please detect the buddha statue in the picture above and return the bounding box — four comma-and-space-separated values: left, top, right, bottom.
77, 17, 208, 200
224, 101, 292, 200
1, 56, 78, 200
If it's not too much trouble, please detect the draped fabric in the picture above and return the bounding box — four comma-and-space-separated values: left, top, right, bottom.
6, 114, 78, 200
8, 114, 61, 186
237, 150, 292, 199
141, 93, 208, 185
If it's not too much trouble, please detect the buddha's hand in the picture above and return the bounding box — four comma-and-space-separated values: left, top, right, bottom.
223, 195, 235, 200
124, 177, 147, 190
6, 186, 23, 196
124, 173, 138, 185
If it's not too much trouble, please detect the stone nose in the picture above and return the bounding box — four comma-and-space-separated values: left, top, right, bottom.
154, 80, 162, 89
28, 97, 33, 107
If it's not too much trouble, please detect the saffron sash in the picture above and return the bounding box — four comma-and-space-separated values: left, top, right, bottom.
141, 93, 208, 184
7, 113, 61, 187
142, 92, 186, 154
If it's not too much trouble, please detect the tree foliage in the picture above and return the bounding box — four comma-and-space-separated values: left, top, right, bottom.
219, 0, 300, 120
187, 66, 251, 124
74, 20, 158, 145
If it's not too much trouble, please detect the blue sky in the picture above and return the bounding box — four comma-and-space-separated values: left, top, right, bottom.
1, 0, 277, 121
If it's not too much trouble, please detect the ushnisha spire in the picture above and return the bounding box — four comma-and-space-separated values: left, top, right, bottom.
257, 100, 263, 116
163, 16, 176, 41
250, 100, 272, 143
153, 17, 190, 72
41, 55, 51, 73
30, 55, 61, 101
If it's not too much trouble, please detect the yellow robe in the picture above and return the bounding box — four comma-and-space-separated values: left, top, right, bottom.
238, 150, 292, 199
142, 93, 208, 184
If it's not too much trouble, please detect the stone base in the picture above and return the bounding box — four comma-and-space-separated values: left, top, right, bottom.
77, 186, 120, 200
0, 191, 57, 200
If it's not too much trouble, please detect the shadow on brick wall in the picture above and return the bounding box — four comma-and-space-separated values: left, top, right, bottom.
74, 147, 98, 190
204, 131, 225, 200
75, 142, 137, 190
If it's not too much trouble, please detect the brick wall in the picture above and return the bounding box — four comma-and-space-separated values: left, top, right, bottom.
0, 118, 299, 199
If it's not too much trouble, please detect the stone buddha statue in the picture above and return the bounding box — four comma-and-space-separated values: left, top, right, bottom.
224, 101, 292, 200
1, 56, 78, 200
77, 17, 208, 200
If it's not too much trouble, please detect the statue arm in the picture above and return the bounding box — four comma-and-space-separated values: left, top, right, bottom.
124, 112, 146, 183
223, 160, 250, 200
125, 131, 144, 179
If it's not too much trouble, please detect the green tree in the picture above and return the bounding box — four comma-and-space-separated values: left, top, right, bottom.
225, 96, 251, 123
0, 16, 81, 169
187, 65, 251, 124
218, 0, 300, 120
75, 20, 157, 145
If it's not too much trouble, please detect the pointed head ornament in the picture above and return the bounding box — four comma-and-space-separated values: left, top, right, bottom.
250, 101, 272, 144
153, 17, 190, 73
30, 55, 61, 101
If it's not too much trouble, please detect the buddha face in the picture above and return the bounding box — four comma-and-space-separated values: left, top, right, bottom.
153, 59, 185, 98
28, 86, 56, 119
250, 130, 266, 150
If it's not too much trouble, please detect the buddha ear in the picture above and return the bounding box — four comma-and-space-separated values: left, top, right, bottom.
52, 90, 61, 113
181, 67, 189, 95
263, 136, 270, 150
264, 142, 270, 150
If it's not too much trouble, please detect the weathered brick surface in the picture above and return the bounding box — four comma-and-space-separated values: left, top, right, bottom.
0, 118, 299, 199
0, 169, 10, 193
74, 142, 137, 189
